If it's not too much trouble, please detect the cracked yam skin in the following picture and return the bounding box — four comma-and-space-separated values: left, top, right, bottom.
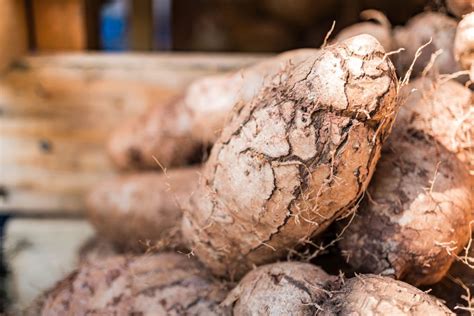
107, 49, 317, 170
86, 167, 199, 252
182, 34, 399, 278
339, 78, 473, 286
320, 274, 453, 315
455, 13, 474, 72
393, 12, 460, 78
223, 262, 338, 316
38, 253, 230, 316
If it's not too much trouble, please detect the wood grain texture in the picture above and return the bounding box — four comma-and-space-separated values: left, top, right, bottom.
32, 0, 87, 51
0, 0, 28, 71
0, 53, 267, 215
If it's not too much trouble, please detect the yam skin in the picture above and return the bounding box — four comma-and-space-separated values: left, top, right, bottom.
107, 49, 317, 170
339, 79, 473, 286
86, 167, 199, 252
454, 12, 474, 71
335, 10, 393, 52
394, 12, 460, 78
446, 0, 474, 18
223, 262, 338, 315
38, 253, 230, 316
320, 275, 454, 315
224, 262, 452, 316
182, 35, 399, 278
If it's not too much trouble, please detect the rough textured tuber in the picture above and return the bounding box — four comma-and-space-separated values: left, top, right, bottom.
86, 167, 199, 251
223, 262, 337, 315
446, 0, 473, 18
38, 253, 230, 316
224, 262, 453, 315
182, 34, 399, 278
454, 12, 474, 71
339, 78, 473, 286
107, 49, 317, 170
335, 10, 393, 52
394, 12, 460, 78
320, 274, 454, 315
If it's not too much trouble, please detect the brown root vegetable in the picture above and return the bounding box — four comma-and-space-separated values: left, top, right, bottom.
38, 253, 230, 316
321, 274, 454, 315
224, 262, 452, 315
394, 12, 460, 78
454, 12, 474, 71
107, 49, 317, 170
334, 10, 393, 52
223, 262, 337, 315
86, 167, 199, 252
182, 34, 399, 278
339, 78, 473, 286
446, 0, 474, 18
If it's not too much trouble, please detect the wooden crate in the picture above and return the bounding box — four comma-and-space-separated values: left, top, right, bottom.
0, 53, 267, 215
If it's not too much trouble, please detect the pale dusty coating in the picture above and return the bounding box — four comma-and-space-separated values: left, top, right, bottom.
39, 253, 230, 316
454, 12, 474, 71
394, 12, 460, 77
107, 49, 317, 170
224, 262, 337, 316
446, 0, 474, 18
86, 167, 199, 251
183, 35, 399, 278
320, 275, 453, 315
340, 78, 473, 286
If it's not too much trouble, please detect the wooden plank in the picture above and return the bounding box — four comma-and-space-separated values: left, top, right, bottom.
32, 0, 87, 51
131, 0, 153, 50
0, 53, 267, 215
0, 0, 28, 71
4, 219, 95, 311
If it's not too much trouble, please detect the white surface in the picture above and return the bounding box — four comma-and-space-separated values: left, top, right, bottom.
4, 218, 94, 310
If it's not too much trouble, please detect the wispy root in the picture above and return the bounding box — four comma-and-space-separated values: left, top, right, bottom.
400, 38, 433, 88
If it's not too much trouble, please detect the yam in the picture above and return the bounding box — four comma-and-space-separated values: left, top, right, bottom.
182, 34, 399, 278
394, 12, 460, 78
37, 253, 230, 316
334, 10, 393, 52
446, 0, 474, 18
224, 262, 453, 315
454, 12, 474, 71
86, 167, 199, 252
339, 78, 473, 286
107, 49, 317, 170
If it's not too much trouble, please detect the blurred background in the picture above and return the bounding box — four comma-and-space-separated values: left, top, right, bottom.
15, 0, 445, 53
0, 0, 459, 313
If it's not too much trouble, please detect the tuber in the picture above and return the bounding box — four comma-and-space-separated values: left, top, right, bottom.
182, 34, 399, 278
86, 167, 199, 252
335, 10, 393, 52
37, 253, 230, 316
446, 0, 474, 18
393, 12, 460, 78
339, 78, 473, 286
224, 262, 453, 315
454, 12, 474, 71
107, 49, 318, 170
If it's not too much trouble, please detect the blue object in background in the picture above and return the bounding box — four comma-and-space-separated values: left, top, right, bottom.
100, 0, 129, 51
